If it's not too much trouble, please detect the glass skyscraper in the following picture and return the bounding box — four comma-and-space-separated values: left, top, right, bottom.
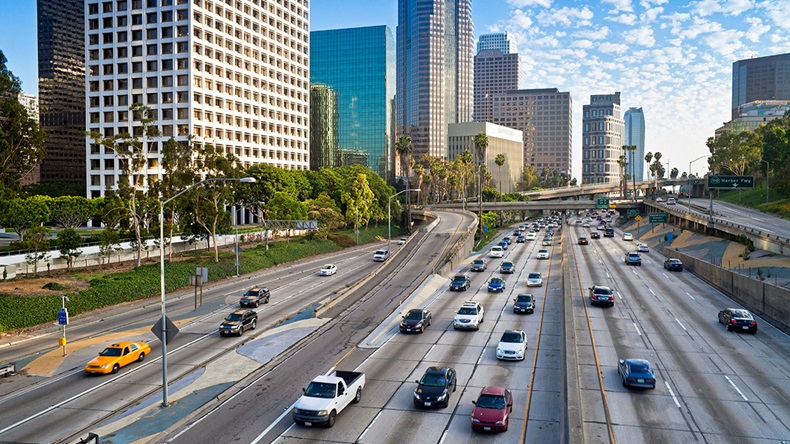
624, 107, 645, 181
732, 52, 790, 119
310, 26, 396, 181
477, 32, 515, 54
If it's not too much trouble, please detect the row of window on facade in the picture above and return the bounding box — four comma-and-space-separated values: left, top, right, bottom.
88, 0, 186, 16
584, 108, 614, 118
583, 164, 614, 173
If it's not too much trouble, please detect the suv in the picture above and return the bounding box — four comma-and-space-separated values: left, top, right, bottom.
449, 274, 471, 291
240, 287, 270, 308
589, 285, 615, 307
219, 309, 258, 336
513, 294, 535, 314
604, 228, 615, 237
470, 259, 487, 272
624, 251, 642, 266
373, 249, 390, 262
453, 301, 484, 330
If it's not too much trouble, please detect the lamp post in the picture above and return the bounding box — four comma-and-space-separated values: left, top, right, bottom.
388, 188, 420, 253
760, 159, 770, 203
688, 154, 710, 210
158, 176, 255, 407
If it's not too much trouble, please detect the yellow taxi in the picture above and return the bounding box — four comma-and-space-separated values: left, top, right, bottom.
84, 341, 151, 375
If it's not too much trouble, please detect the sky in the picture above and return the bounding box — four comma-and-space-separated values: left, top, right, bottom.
2, 0, 789, 182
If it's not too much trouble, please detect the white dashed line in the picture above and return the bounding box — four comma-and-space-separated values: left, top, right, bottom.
685, 291, 696, 301
649, 288, 656, 296
675, 318, 687, 331
358, 410, 383, 442
662, 273, 670, 279
476, 348, 486, 365
633, 323, 641, 336
665, 381, 681, 408
725, 376, 749, 401
617, 291, 623, 300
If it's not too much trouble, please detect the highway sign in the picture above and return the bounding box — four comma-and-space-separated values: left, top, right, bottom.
634, 215, 642, 222
627, 209, 639, 217
57, 308, 69, 326
648, 213, 668, 223
596, 198, 609, 209
707, 175, 754, 189
665, 181, 674, 186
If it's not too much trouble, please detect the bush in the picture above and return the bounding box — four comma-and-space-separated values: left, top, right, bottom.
42, 282, 65, 291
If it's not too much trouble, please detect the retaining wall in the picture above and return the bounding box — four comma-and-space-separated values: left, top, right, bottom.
435, 211, 478, 277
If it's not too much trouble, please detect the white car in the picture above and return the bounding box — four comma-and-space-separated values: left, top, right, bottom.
623, 233, 634, 241
526, 272, 543, 287
525, 232, 537, 241
490, 246, 504, 258
319, 264, 337, 276
536, 249, 550, 259
496, 330, 528, 360
582, 222, 590, 228
373, 249, 389, 262
667, 197, 677, 205
655, 197, 664, 203
453, 301, 485, 331
636, 243, 649, 253
398, 237, 407, 245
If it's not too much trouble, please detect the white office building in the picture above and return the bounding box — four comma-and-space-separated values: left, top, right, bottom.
582, 92, 624, 184
85, 0, 310, 197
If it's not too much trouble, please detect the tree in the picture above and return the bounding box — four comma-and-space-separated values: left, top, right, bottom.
1, 196, 51, 242
494, 153, 506, 200
49, 196, 95, 229
706, 131, 761, 175
267, 191, 308, 242
157, 137, 198, 261
644, 152, 653, 181
395, 135, 413, 232
473, 132, 489, 235
99, 227, 121, 266
307, 192, 344, 238
623, 145, 638, 201
341, 173, 375, 233
616, 154, 628, 198
24, 225, 51, 275
57, 228, 83, 271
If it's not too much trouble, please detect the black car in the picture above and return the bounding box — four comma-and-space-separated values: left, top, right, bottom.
503, 236, 512, 245
624, 251, 641, 266
513, 294, 535, 314
400, 308, 432, 333
604, 228, 615, 237
718, 308, 758, 333
240, 287, 270, 307
500, 261, 515, 274
590, 231, 601, 239
414, 366, 457, 408
471, 259, 487, 272
589, 285, 615, 307
219, 309, 257, 336
578, 237, 588, 245
516, 236, 526, 243
449, 274, 471, 291
664, 258, 683, 271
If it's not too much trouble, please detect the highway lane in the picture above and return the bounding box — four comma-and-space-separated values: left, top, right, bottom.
567, 221, 790, 443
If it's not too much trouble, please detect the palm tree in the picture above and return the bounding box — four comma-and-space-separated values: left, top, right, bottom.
395, 135, 413, 232
473, 132, 489, 235
623, 145, 637, 201
617, 154, 628, 198
494, 153, 506, 201
644, 151, 653, 198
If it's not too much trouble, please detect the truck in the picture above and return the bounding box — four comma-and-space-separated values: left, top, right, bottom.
292, 370, 365, 427
373, 249, 389, 262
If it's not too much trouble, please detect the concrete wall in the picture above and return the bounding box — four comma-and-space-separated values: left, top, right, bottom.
665, 248, 790, 334
435, 210, 478, 277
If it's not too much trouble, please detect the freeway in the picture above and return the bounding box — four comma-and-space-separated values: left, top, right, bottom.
688, 198, 790, 241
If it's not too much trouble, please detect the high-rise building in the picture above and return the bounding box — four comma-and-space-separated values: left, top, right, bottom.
623, 107, 645, 181
38, 0, 86, 188
397, 0, 474, 160
732, 52, 790, 119
582, 92, 624, 184
85, 0, 310, 198
491, 88, 572, 179
309, 84, 339, 170
448, 122, 523, 194
310, 26, 395, 180
473, 49, 520, 122
477, 32, 515, 54
716, 100, 790, 138
17, 93, 41, 185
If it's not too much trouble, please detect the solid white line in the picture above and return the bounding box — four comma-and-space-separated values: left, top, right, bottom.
358, 410, 383, 442
476, 347, 486, 365
662, 273, 670, 279
606, 272, 611, 278
250, 402, 297, 444
665, 381, 681, 408
725, 376, 749, 401
617, 291, 623, 300
633, 323, 641, 336
685, 291, 696, 301
438, 430, 449, 444
675, 318, 687, 331
649, 288, 656, 296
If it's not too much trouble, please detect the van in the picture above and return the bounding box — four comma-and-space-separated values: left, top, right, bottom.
604, 228, 614, 237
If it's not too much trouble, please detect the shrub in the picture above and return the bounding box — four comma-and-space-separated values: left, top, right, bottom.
42, 282, 65, 291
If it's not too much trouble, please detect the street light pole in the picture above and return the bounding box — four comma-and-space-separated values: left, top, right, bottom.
388, 188, 421, 253
158, 176, 255, 408
688, 154, 710, 211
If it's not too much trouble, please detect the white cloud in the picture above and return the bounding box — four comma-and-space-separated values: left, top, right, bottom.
507, 0, 552, 8
572, 26, 611, 40
643, 6, 664, 22
640, 0, 668, 6
602, 0, 634, 13
760, 0, 790, 31
623, 26, 656, 46
673, 17, 724, 40
692, 0, 755, 17
534, 35, 562, 47
511, 10, 534, 29
703, 29, 746, 57
744, 17, 769, 42
536, 6, 595, 27
571, 39, 594, 49
598, 42, 630, 53
608, 13, 638, 25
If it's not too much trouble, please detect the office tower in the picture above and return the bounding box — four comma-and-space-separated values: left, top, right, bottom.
309, 84, 339, 170
397, 0, 474, 160
16, 93, 42, 185
473, 49, 520, 122
85, 0, 310, 198
477, 32, 515, 54
716, 100, 790, 138
490, 88, 572, 179
447, 122, 523, 194
623, 107, 645, 181
310, 26, 395, 180
38, 0, 86, 188
582, 92, 624, 184
732, 52, 790, 119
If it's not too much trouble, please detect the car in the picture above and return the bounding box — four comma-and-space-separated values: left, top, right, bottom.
500, 261, 515, 274
636, 243, 649, 253
623, 233, 634, 241
575, 218, 582, 224
490, 246, 504, 258
526, 272, 543, 287
582, 222, 590, 228
449, 274, 471, 291
597, 224, 606, 230
655, 197, 664, 203
503, 236, 512, 245
590, 231, 601, 239
589, 285, 615, 307
471, 258, 487, 272
667, 197, 676, 205
84, 341, 151, 375
497, 241, 508, 250
525, 232, 537, 241
414, 366, 457, 408
400, 308, 432, 333
219, 309, 258, 336
496, 330, 528, 361
604, 228, 614, 237
513, 294, 535, 314
513, 230, 521, 236
718, 308, 758, 333
542, 238, 552, 246
618, 358, 656, 389
536, 249, 550, 259
578, 237, 588, 245
373, 249, 390, 262
471, 386, 513, 432
319, 264, 337, 276
453, 301, 484, 330
516, 236, 526, 243
240, 287, 270, 308
487, 277, 506, 292
664, 258, 683, 271
624, 251, 642, 266
398, 237, 407, 245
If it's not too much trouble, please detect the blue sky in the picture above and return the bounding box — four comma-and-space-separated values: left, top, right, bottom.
2, 0, 789, 181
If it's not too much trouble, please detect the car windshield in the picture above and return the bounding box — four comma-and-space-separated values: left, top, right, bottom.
628, 363, 651, 374
452, 276, 467, 283
490, 278, 503, 284
503, 262, 513, 267
539, 250, 547, 253
405, 311, 423, 320
99, 347, 123, 357
458, 307, 477, 315
670, 259, 681, 264
304, 382, 336, 398
476, 394, 506, 409
322, 265, 333, 270
225, 313, 243, 322
516, 295, 532, 302
473, 260, 484, 265
594, 288, 613, 295
501, 332, 523, 343
731, 309, 752, 319
419, 373, 447, 387
244, 290, 259, 296
528, 273, 540, 279
375, 250, 386, 255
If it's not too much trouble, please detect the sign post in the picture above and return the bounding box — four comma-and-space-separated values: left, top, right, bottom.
634, 214, 642, 233
57, 296, 69, 356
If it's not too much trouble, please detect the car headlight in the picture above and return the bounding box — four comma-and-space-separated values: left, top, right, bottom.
497, 348, 503, 354
437, 391, 447, 401
318, 410, 329, 416
292, 408, 301, 414
472, 418, 481, 423
100, 364, 109, 369
415, 322, 423, 328
495, 420, 504, 425
414, 392, 421, 399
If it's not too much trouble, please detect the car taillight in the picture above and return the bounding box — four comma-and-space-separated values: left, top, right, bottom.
609, 296, 614, 300
752, 321, 757, 325
730, 319, 738, 324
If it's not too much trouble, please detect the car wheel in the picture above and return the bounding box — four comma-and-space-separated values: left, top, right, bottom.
326, 410, 337, 428
265, 296, 269, 304
352, 387, 362, 404
138, 352, 145, 362
112, 364, 120, 374
622, 376, 627, 387
725, 323, 731, 331
717, 315, 722, 324
251, 320, 257, 330
239, 325, 245, 336
254, 301, 259, 308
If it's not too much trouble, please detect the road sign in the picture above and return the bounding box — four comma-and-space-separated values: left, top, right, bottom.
707, 175, 754, 189
665, 181, 674, 186
648, 213, 668, 223
151, 315, 179, 344
57, 308, 69, 326
627, 209, 639, 217
634, 215, 642, 222
596, 198, 609, 209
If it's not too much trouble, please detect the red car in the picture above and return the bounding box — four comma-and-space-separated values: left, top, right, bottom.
471, 386, 513, 432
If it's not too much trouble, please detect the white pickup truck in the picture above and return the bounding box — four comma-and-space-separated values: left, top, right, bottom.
292, 370, 365, 427
373, 249, 389, 262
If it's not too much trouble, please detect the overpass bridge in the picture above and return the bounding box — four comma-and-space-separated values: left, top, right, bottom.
426, 199, 640, 213
520, 179, 676, 201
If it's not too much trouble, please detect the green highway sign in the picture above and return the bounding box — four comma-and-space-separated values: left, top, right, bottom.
665, 181, 674, 186
648, 213, 668, 223
627, 209, 639, 217
596, 198, 609, 209
707, 175, 755, 189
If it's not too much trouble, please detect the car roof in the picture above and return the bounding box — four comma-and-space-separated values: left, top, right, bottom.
408, 308, 424, 313
425, 366, 451, 375
592, 285, 612, 291
462, 301, 479, 306
107, 342, 138, 347
480, 385, 507, 396
231, 309, 251, 315
624, 358, 651, 366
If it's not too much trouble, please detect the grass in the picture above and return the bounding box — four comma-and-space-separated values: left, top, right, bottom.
716, 185, 790, 219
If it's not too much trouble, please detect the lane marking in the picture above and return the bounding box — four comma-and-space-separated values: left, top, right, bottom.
649, 288, 656, 296
357, 410, 383, 442
675, 318, 687, 331
250, 402, 297, 444
665, 381, 681, 408
476, 347, 486, 365
617, 291, 623, 300
725, 376, 749, 401
685, 292, 696, 301
633, 323, 641, 336
662, 273, 670, 279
